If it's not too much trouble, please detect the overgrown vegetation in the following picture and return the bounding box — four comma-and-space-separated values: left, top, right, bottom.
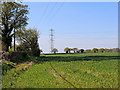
2, 61, 16, 75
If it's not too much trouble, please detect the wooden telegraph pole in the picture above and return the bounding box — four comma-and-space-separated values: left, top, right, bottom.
14, 21, 15, 51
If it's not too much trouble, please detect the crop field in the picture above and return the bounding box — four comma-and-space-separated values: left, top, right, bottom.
2, 52, 119, 88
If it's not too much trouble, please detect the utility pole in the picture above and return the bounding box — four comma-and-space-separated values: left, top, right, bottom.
14, 21, 15, 51
50, 29, 54, 53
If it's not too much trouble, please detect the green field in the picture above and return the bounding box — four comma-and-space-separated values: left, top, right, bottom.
2, 52, 119, 88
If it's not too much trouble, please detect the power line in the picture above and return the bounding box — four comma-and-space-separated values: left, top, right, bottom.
39, 2, 64, 27
49, 2, 64, 26
50, 29, 54, 53
39, 2, 50, 25
48, 2, 64, 53
41, 2, 58, 25
39, 2, 64, 53
44, 2, 64, 27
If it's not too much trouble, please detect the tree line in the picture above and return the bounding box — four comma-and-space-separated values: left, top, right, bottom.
39, 47, 119, 54
49, 47, 119, 54
64, 47, 119, 54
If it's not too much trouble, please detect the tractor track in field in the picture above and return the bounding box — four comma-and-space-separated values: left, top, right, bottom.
49, 62, 78, 89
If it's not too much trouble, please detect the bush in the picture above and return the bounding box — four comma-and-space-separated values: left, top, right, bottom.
9, 51, 29, 63
1, 51, 34, 63
32, 48, 40, 57
2, 61, 16, 75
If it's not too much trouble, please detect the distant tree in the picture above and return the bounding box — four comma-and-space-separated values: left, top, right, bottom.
70, 48, 73, 52
69, 48, 72, 53
85, 49, 92, 53
104, 48, 109, 52
64, 47, 70, 53
76, 50, 80, 53
52, 48, 58, 54
108, 49, 112, 52
1, 2, 29, 51
92, 48, 98, 53
72, 48, 78, 53
80, 49, 84, 53
99, 48, 105, 53
16, 28, 40, 57
112, 48, 119, 52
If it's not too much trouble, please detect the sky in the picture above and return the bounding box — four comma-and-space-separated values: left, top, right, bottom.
22, 2, 118, 53
21, 0, 119, 2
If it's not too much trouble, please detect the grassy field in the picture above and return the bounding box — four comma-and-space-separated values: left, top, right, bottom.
2, 52, 119, 88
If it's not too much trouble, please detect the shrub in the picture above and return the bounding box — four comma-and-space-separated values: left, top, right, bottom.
2, 61, 16, 75
9, 51, 29, 63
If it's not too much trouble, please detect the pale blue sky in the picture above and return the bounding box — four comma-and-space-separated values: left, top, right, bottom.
23, 2, 118, 53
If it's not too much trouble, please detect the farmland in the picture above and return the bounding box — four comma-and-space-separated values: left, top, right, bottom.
2, 52, 119, 88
